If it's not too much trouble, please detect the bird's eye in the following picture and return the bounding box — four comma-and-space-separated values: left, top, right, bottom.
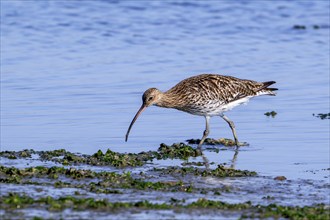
148, 96, 153, 101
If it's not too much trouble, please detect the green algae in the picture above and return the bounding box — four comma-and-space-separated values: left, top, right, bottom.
0, 164, 255, 196
188, 198, 253, 209
39, 149, 66, 160
293, 25, 307, 29
1, 146, 329, 219
241, 203, 330, 219
91, 142, 200, 167
90, 149, 145, 167
181, 161, 205, 166
1, 146, 329, 220
264, 111, 277, 117
0, 149, 33, 159
313, 113, 330, 120
0, 143, 201, 167
187, 138, 241, 147
293, 24, 323, 30
0, 165, 195, 193
0, 193, 173, 211
1, 193, 329, 219
157, 143, 201, 159
191, 199, 330, 219
154, 165, 257, 178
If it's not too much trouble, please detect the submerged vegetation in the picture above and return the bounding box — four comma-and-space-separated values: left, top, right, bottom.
1, 193, 329, 219
1, 144, 328, 219
264, 111, 277, 117
0, 165, 195, 192
292, 24, 323, 30
0, 143, 201, 167
313, 113, 330, 120
154, 165, 257, 178
186, 138, 242, 146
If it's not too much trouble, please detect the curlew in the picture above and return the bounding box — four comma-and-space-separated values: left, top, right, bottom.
125, 74, 277, 150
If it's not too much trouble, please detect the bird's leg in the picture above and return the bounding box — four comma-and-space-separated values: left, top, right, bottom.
221, 115, 247, 149
197, 116, 210, 169
197, 116, 210, 152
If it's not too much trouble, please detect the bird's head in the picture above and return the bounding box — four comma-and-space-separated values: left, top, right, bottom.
125, 88, 162, 142
142, 88, 162, 107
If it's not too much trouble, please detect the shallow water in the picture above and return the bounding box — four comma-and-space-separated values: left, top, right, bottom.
1, 0, 329, 183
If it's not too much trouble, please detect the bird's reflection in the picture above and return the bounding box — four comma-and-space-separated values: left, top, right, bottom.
199, 147, 240, 170
230, 149, 239, 169
201, 152, 210, 170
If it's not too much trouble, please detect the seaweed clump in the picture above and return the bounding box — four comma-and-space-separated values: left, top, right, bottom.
1, 193, 329, 219
0, 143, 201, 167
313, 113, 330, 120
154, 165, 257, 178
0, 165, 193, 192
187, 138, 242, 147
0, 149, 34, 159
90, 143, 201, 167
292, 25, 322, 30
264, 111, 277, 117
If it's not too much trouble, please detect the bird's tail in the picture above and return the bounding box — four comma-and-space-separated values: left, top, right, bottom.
258, 81, 278, 96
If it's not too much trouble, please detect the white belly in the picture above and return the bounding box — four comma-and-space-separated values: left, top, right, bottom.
205, 96, 251, 116
176, 96, 253, 117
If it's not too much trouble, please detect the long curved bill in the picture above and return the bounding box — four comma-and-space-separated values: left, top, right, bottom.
125, 104, 146, 142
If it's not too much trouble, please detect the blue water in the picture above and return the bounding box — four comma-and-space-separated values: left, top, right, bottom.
1, 1, 329, 180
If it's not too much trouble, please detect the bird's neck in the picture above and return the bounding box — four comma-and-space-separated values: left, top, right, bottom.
155, 92, 180, 109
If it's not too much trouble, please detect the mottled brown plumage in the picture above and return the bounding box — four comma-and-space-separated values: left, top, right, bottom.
125, 74, 277, 149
